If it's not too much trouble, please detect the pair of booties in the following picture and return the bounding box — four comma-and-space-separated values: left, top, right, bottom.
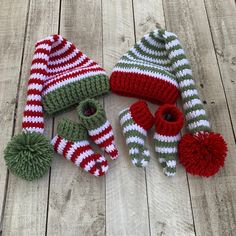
51, 99, 118, 177
119, 101, 184, 177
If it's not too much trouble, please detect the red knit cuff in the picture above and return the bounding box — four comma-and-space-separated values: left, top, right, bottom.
155, 104, 184, 136
130, 100, 154, 130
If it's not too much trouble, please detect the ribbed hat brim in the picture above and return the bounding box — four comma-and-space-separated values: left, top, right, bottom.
110, 71, 179, 104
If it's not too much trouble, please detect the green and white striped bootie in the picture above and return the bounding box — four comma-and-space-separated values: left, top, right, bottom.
119, 101, 154, 167
154, 104, 184, 176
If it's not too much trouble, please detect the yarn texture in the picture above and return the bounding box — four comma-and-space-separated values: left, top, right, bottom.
119, 100, 154, 167
4, 132, 53, 181
77, 99, 119, 160
57, 118, 88, 142
154, 104, 184, 176
31, 35, 109, 117
179, 132, 227, 177
77, 99, 107, 130
4, 34, 110, 181
111, 28, 227, 176
51, 119, 109, 177
110, 29, 180, 104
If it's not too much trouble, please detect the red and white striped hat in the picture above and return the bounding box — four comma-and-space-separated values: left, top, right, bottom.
23, 34, 109, 134
4, 35, 109, 181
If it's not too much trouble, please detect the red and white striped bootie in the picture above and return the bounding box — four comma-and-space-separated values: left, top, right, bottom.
77, 99, 119, 160
51, 119, 109, 177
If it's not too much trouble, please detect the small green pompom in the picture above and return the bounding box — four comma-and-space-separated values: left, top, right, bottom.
4, 132, 54, 181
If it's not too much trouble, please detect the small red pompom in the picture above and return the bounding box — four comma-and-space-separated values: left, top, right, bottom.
178, 132, 227, 177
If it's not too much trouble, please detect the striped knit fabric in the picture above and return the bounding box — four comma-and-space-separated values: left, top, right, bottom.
51, 119, 108, 177
22, 34, 109, 135
77, 99, 119, 160
154, 104, 184, 176
110, 28, 210, 134
119, 101, 154, 167
162, 31, 211, 134
110, 29, 179, 104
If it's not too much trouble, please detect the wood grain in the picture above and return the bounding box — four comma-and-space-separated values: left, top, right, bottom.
163, 0, 236, 235
1, 0, 60, 235
204, 0, 236, 131
132, 0, 195, 235
0, 0, 235, 235
102, 0, 150, 235
0, 0, 29, 232
46, 0, 106, 235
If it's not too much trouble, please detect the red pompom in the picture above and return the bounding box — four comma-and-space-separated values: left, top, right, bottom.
178, 132, 227, 177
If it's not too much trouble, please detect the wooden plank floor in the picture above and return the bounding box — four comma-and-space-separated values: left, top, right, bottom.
0, 0, 235, 235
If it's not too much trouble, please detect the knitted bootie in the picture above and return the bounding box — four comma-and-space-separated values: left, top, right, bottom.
51, 119, 108, 177
119, 100, 154, 167
77, 99, 119, 160
154, 104, 184, 176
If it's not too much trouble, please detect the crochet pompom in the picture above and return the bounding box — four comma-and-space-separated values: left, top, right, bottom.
4, 132, 54, 181
178, 132, 227, 177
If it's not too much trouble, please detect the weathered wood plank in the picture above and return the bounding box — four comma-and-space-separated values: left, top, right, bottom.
132, 0, 196, 235
163, 0, 236, 235
0, 0, 29, 232
46, 0, 106, 235
102, 0, 150, 235
133, 0, 165, 39
0, 0, 235, 235
1, 0, 60, 235
204, 0, 236, 131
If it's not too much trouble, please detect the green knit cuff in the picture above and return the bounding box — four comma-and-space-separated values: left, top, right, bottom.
57, 119, 88, 142
43, 74, 110, 116
77, 98, 106, 130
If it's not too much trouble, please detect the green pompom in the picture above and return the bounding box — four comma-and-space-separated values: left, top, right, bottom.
4, 132, 54, 181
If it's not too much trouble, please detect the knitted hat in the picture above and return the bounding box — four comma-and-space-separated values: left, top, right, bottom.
38, 34, 109, 115
4, 34, 109, 181
110, 29, 179, 104
111, 28, 227, 177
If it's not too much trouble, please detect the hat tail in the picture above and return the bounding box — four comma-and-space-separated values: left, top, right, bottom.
162, 30, 210, 133
21, 35, 60, 133
3, 35, 64, 181
161, 30, 227, 177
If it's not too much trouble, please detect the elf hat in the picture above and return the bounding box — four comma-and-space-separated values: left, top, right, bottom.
111, 28, 227, 177
4, 34, 109, 181
110, 29, 179, 104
